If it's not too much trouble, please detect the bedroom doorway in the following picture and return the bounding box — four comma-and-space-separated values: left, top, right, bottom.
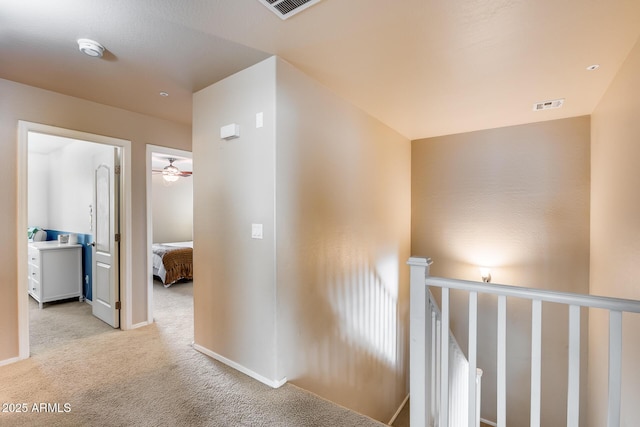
17, 121, 133, 359
145, 145, 193, 325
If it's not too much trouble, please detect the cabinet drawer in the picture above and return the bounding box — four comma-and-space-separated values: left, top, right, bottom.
28, 249, 40, 267
29, 278, 40, 296
29, 264, 41, 283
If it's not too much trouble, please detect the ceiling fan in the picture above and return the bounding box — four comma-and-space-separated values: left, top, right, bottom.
152, 158, 192, 182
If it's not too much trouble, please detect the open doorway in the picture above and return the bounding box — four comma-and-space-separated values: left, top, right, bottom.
145, 145, 193, 327
17, 121, 133, 360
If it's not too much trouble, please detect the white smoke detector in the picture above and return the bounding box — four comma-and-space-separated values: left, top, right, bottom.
533, 98, 565, 111
77, 39, 105, 58
257, 0, 323, 20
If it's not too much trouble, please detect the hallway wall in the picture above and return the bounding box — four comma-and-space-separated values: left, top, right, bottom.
0, 78, 190, 362
589, 36, 640, 426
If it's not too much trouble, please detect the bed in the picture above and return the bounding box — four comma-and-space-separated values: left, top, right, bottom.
152, 241, 193, 286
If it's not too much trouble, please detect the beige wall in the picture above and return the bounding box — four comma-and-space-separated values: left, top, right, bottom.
192, 58, 279, 381
275, 59, 411, 422
0, 78, 191, 361
412, 117, 591, 426
192, 57, 411, 422
589, 38, 640, 426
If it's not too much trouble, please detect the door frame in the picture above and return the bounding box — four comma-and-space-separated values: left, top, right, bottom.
145, 144, 192, 324
17, 121, 133, 359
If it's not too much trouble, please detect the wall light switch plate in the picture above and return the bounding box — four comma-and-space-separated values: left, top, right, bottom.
256, 112, 264, 128
251, 223, 263, 239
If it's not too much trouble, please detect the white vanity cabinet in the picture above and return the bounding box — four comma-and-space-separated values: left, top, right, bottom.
28, 241, 83, 309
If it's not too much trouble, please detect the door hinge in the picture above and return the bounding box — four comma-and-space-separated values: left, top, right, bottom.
115, 165, 121, 175
115, 301, 121, 310
115, 233, 120, 242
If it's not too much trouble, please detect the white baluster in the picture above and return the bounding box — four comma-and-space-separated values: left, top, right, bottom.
441, 288, 450, 427
476, 369, 483, 427
567, 305, 580, 427
468, 291, 478, 427
608, 310, 622, 427
436, 318, 441, 424
431, 309, 438, 423
530, 299, 542, 427
497, 295, 507, 427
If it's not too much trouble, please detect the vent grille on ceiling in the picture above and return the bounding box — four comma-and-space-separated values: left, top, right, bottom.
258, 0, 323, 20
533, 98, 565, 111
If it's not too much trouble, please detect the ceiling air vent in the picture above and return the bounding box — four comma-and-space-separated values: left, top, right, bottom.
258, 0, 323, 20
533, 98, 565, 111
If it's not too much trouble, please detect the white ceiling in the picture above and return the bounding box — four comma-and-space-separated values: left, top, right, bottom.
2, 0, 639, 140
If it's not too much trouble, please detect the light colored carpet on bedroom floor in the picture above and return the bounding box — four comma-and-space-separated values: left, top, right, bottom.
0, 281, 386, 427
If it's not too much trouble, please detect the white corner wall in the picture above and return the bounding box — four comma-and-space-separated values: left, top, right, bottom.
27, 152, 49, 228
151, 174, 193, 243
28, 137, 115, 236
47, 141, 113, 234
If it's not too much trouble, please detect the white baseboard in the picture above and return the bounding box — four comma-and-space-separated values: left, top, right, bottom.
193, 343, 287, 389
388, 393, 409, 425
130, 321, 149, 329
0, 356, 22, 367
481, 418, 498, 426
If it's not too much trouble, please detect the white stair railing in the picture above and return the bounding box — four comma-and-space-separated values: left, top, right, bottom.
410, 257, 482, 427
408, 256, 640, 427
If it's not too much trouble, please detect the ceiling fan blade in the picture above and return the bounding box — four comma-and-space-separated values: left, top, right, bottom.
152, 158, 192, 178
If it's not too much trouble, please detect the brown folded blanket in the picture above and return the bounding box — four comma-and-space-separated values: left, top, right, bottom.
158, 246, 193, 286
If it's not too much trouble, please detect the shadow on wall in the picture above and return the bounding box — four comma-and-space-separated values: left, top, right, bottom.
297, 247, 406, 418
292, 243, 407, 420
275, 114, 410, 422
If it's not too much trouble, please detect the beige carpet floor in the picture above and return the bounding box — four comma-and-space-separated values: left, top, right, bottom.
0, 281, 386, 427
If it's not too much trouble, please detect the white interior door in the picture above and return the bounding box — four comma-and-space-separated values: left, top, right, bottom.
92, 147, 120, 328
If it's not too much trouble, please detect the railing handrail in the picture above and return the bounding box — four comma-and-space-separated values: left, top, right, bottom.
409, 256, 634, 427
426, 276, 640, 313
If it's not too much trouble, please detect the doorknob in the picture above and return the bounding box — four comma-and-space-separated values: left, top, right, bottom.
90, 242, 96, 247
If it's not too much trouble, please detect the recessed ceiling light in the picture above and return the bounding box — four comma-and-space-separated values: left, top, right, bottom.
159, 92, 169, 97
586, 64, 600, 71
77, 39, 105, 58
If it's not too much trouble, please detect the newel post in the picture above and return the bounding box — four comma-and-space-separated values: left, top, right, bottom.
408, 257, 432, 427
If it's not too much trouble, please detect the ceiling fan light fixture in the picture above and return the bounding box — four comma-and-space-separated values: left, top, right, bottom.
77, 38, 105, 58
162, 159, 181, 182
163, 174, 180, 183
